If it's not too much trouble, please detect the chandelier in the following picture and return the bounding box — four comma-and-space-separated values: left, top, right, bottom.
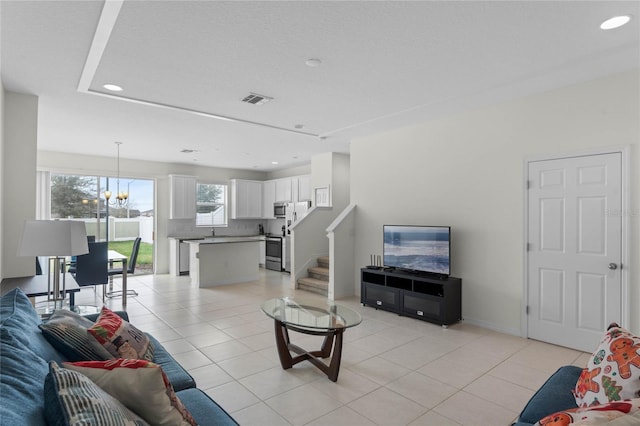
103, 142, 129, 208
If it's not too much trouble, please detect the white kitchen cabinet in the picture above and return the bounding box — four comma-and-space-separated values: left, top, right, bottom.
262, 180, 276, 219
230, 179, 262, 219
275, 178, 292, 202
273, 176, 310, 203
291, 177, 299, 202
295, 175, 311, 202
259, 240, 266, 267
169, 175, 196, 219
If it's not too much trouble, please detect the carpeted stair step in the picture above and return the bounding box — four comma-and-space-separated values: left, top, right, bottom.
317, 256, 330, 269
308, 266, 329, 280
297, 277, 328, 296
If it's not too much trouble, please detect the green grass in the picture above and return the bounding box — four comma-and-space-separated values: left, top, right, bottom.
108, 240, 153, 265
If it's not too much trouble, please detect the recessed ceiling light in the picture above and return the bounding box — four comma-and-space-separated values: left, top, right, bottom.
305, 58, 322, 67
272, 161, 279, 165
600, 15, 631, 30
103, 83, 123, 92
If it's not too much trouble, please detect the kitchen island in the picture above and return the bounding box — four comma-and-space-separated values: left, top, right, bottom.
186, 237, 263, 287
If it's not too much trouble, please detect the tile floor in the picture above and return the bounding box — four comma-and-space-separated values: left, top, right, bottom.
74, 269, 589, 426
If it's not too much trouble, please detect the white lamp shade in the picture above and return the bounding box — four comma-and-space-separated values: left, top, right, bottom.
18, 220, 89, 257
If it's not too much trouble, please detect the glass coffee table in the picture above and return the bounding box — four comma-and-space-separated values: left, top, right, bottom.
261, 297, 362, 382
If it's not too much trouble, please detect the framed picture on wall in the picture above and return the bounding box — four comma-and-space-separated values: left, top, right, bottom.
314, 186, 331, 207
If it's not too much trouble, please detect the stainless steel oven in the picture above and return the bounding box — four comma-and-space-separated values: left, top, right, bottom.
265, 236, 282, 271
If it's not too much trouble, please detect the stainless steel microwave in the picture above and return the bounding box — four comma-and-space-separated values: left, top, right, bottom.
274, 202, 286, 218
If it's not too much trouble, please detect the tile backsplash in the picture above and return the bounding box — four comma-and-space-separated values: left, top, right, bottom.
167, 218, 285, 238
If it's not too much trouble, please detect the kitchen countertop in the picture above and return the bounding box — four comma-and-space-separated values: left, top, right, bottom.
168, 236, 205, 240
184, 236, 265, 244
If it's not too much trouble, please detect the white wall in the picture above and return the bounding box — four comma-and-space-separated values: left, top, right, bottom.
311, 152, 350, 208
38, 151, 268, 273
290, 152, 351, 286
351, 70, 640, 335
266, 164, 311, 180
328, 204, 357, 299
3, 92, 38, 278
0, 85, 5, 278
331, 153, 350, 210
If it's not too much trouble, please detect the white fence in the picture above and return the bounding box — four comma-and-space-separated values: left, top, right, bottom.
77, 217, 153, 243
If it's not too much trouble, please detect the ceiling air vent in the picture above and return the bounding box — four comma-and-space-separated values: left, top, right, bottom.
241, 93, 273, 106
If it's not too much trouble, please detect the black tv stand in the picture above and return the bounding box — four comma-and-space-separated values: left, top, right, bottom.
360, 267, 462, 327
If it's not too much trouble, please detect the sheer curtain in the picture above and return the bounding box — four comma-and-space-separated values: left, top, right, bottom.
36, 171, 51, 220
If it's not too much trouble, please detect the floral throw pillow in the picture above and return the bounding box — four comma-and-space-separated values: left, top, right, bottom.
87, 306, 154, 361
573, 323, 640, 407
536, 398, 640, 425
63, 359, 196, 426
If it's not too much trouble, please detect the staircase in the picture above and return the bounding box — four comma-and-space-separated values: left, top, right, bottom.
297, 256, 329, 296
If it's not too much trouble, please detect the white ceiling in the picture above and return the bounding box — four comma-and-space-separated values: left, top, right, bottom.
2, 1, 638, 171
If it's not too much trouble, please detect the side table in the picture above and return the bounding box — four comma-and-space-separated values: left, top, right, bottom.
261, 297, 362, 382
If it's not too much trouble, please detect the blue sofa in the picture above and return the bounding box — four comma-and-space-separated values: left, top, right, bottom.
0, 288, 237, 425
512, 365, 582, 426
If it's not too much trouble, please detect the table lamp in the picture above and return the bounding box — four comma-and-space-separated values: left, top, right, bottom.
17, 220, 89, 310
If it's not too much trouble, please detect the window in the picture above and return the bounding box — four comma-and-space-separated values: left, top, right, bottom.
196, 183, 227, 227
50, 174, 100, 220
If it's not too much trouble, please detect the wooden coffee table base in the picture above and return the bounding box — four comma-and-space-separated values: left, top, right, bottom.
273, 319, 345, 382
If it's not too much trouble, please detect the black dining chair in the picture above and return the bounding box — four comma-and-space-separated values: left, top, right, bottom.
74, 241, 109, 303
68, 235, 96, 275
107, 237, 141, 298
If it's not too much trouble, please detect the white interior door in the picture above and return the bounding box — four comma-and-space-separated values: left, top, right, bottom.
527, 152, 623, 352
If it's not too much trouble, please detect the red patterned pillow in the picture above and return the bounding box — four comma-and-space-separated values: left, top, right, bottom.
573, 323, 640, 407
63, 359, 196, 426
87, 306, 154, 361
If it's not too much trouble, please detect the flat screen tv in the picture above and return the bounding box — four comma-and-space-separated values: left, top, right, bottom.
383, 225, 451, 276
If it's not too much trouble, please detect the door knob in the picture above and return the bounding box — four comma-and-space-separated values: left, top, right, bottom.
608, 263, 618, 270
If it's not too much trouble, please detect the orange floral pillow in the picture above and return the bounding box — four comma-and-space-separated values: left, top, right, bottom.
573, 323, 640, 407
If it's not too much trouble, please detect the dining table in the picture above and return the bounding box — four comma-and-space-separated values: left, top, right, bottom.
0, 273, 81, 309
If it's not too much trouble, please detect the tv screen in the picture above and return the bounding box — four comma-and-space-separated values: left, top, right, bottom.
383, 225, 450, 276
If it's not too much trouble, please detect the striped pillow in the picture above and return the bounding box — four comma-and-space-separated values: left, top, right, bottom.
44, 361, 148, 426
64, 359, 196, 425
39, 309, 113, 361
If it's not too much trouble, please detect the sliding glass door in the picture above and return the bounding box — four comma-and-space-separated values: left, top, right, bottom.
50, 173, 155, 274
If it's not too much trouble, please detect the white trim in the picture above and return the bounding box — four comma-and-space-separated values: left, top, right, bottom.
35, 171, 51, 220
326, 203, 356, 233
521, 160, 529, 339
77, 0, 124, 92
76, 0, 318, 138
621, 145, 631, 328
522, 145, 631, 338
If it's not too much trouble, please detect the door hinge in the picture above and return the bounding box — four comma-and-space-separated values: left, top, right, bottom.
526, 180, 531, 190
526, 243, 531, 252
526, 305, 529, 315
